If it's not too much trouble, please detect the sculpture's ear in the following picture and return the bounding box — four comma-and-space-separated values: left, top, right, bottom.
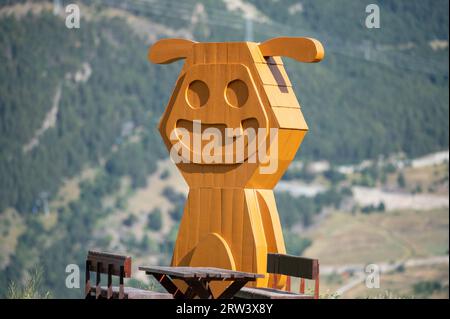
259, 37, 324, 63
148, 38, 197, 64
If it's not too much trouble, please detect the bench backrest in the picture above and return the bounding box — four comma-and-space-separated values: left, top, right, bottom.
85, 250, 132, 299
86, 250, 132, 277
267, 253, 319, 280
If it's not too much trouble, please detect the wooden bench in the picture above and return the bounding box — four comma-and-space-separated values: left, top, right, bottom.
85, 250, 172, 299
235, 253, 319, 299
139, 266, 263, 299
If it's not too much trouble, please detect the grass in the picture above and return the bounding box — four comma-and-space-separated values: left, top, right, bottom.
7, 266, 51, 299
301, 207, 449, 298
385, 163, 449, 194
288, 276, 340, 299
303, 208, 449, 265
347, 264, 449, 299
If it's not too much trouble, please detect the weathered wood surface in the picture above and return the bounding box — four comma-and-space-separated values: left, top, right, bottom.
235, 287, 314, 299
139, 266, 264, 280
139, 266, 263, 299
87, 286, 173, 299
87, 250, 132, 277
149, 37, 324, 291
267, 253, 319, 279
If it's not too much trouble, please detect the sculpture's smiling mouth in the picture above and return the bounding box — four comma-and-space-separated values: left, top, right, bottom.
172, 118, 261, 164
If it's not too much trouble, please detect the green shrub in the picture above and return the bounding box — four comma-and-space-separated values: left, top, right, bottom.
122, 214, 137, 227
140, 234, 158, 253
7, 266, 51, 299
413, 281, 442, 296
323, 168, 345, 184
397, 172, 406, 188
284, 231, 312, 256
147, 208, 163, 231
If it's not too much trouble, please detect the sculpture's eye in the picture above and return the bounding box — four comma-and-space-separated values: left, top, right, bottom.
225, 79, 248, 108
186, 80, 209, 109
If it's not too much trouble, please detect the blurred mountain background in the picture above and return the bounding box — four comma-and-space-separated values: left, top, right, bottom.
0, 0, 448, 298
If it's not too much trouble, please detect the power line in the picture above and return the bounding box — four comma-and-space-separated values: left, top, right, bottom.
79, 0, 448, 76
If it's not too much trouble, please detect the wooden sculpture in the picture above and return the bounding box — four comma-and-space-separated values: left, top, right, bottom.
149, 37, 324, 296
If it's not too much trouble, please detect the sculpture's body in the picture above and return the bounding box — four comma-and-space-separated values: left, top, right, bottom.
149, 37, 324, 296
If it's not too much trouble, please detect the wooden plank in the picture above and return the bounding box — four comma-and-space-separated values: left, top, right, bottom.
254, 63, 292, 87
235, 287, 314, 299
264, 85, 301, 108
271, 106, 308, 130
217, 279, 249, 299
199, 267, 263, 279
87, 250, 131, 277
183, 278, 212, 299
152, 273, 185, 299
140, 266, 199, 278
267, 253, 319, 279
141, 266, 220, 278
139, 266, 264, 280
191, 267, 233, 279
94, 286, 173, 299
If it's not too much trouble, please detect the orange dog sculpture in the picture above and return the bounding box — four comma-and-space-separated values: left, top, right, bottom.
149, 37, 324, 295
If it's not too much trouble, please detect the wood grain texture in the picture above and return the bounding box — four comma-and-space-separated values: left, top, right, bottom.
235, 287, 314, 299
148, 38, 196, 64
87, 250, 131, 277
149, 38, 324, 292
267, 253, 319, 279
259, 37, 325, 63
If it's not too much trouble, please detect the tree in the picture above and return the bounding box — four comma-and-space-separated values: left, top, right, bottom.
147, 208, 163, 231
397, 172, 406, 188
123, 214, 137, 227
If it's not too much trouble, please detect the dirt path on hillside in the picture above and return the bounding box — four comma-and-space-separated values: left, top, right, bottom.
352, 186, 449, 211
329, 255, 449, 296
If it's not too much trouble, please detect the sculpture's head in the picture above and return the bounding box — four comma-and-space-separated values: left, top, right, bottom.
149, 37, 324, 188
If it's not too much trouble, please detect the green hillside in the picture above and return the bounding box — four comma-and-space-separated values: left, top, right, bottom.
0, 0, 448, 298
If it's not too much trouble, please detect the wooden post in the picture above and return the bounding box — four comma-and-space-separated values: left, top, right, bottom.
119, 265, 125, 299
314, 274, 320, 299
96, 262, 102, 299
85, 260, 91, 299
272, 274, 277, 289
299, 278, 305, 294
286, 275, 291, 292
107, 264, 113, 299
